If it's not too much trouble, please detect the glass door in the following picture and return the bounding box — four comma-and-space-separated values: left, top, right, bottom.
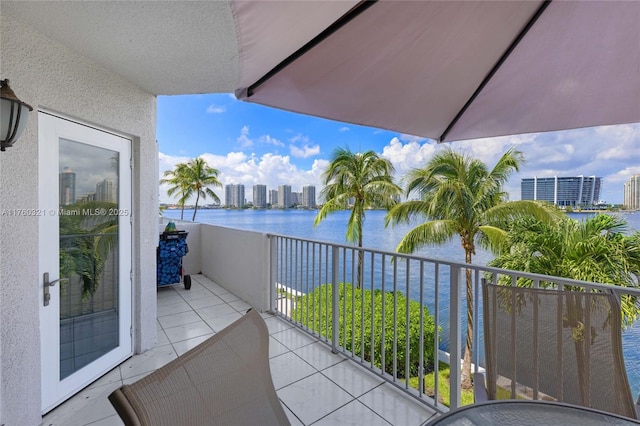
39, 112, 132, 413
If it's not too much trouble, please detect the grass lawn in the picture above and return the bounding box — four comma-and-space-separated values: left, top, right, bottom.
411, 362, 523, 407
408, 362, 475, 407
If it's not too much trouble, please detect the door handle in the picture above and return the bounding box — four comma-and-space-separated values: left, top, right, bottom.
43, 272, 69, 306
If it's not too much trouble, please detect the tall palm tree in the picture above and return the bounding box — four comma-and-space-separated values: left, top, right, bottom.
385, 147, 560, 389
315, 148, 401, 288
183, 157, 222, 221
489, 214, 640, 326
160, 162, 191, 220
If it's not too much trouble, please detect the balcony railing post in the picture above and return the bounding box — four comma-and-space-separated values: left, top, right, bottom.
331, 246, 340, 353
449, 265, 462, 409
269, 236, 277, 314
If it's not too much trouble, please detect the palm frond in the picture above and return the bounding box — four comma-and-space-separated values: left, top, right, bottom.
395, 220, 457, 253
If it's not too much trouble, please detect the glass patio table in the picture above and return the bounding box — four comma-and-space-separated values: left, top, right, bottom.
426, 400, 640, 426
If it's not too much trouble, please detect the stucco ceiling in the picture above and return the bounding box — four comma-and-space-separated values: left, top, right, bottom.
3, 1, 240, 95
2, 1, 358, 96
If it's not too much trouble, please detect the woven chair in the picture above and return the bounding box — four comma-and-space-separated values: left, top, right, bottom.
474, 282, 639, 420
109, 309, 290, 425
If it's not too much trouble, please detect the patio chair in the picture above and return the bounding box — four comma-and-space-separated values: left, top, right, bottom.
474, 282, 639, 420
108, 309, 290, 426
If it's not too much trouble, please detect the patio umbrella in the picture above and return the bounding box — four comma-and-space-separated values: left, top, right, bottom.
4, 1, 639, 142
235, 0, 640, 142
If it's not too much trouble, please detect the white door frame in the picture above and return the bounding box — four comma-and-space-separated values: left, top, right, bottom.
38, 112, 133, 413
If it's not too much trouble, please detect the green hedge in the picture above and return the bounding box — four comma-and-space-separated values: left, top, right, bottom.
291, 283, 438, 378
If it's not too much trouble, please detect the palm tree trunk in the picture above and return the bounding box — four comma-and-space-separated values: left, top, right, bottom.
180, 205, 184, 220
567, 293, 590, 405
461, 249, 474, 389
192, 192, 200, 221
356, 228, 363, 289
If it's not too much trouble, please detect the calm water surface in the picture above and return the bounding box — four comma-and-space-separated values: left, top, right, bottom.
164, 208, 640, 396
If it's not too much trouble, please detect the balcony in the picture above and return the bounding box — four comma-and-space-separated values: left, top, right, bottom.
43, 273, 438, 425
42, 221, 640, 425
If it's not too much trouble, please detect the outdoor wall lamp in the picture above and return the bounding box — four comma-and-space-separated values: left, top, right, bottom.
1, 79, 33, 152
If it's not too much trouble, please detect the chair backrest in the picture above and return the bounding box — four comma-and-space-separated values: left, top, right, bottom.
482, 282, 637, 419
109, 309, 290, 426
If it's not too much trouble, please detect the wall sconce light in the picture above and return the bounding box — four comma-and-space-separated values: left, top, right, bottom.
1, 79, 33, 152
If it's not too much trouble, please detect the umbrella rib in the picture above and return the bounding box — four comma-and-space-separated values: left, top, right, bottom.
243, 0, 378, 98
438, 0, 552, 143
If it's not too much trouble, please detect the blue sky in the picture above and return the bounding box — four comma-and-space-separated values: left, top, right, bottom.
158, 93, 639, 205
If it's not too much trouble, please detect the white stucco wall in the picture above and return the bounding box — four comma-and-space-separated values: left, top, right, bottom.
0, 16, 157, 424
200, 224, 272, 312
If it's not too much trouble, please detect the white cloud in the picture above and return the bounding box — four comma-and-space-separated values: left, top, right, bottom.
381, 137, 437, 179
290, 133, 310, 144
159, 151, 325, 204
288, 133, 320, 158
206, 104, 226, 114
339, 126, 350, 132
290, 144, 320, 158
237, 126, 253, 149
260, 135, 285, 148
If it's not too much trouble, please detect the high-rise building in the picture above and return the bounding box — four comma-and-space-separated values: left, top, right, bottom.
624, 174, 640, 210
268, 189, 278, 207
302, 185, 316, 208
278, 184, 292, 208
59, 167, 76, 206
96, 179, 115, 202
253, 184, 267, 208
76, 193, 95, 203
225, 184, 245, 208
521, 176, 601, 208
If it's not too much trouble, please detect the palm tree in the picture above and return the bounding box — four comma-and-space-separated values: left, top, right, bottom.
160, 158, 222, 221
160, 162, 191, 220
490, 213, 640, 403
489, 213, 640, 326
183, 157, 222, 221
385, 147, 560, 389
315, 148, 401, 288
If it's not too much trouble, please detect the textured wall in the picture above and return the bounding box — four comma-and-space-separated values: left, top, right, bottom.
0, 16, 157, 424
200, 224, 271, 312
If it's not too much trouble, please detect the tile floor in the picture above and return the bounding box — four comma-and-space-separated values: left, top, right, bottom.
42, 274, 439, 426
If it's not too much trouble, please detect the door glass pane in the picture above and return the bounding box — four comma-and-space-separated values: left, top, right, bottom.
58, 139, 120, 379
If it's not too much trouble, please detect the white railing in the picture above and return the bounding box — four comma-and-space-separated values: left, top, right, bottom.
267, 233, 640, 414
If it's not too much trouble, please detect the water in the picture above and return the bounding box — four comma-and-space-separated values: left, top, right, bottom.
164, 208, 640, 397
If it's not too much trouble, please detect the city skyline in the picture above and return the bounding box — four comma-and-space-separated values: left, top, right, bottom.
157, 94, 639, 206
59, 167, 116, 205
219, 183, 316, 208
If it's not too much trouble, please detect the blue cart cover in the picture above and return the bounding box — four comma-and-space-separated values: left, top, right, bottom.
157, 231, 189, 286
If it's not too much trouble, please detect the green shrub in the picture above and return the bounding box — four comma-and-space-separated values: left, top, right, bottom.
291, 283, 438, 378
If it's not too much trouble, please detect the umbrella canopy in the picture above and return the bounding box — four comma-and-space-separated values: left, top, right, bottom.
236, 0, 640, 142
4, 0, 639, 142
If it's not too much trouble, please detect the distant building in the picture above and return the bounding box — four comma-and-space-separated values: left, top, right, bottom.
76, 193, 96, 203
302, 185, 316, 208
59, 167, 76, 206
291, 191, 302, 206
95, 179, 115, 202
624, 174, 640, 210
253, 184, 267, 208
268, 189, 278, 206
278, 184, 292, 208
225, 184, 245, 208
521, 176, 601, 208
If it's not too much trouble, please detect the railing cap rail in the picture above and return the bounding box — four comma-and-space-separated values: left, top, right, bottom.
267, 233, 640, 297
